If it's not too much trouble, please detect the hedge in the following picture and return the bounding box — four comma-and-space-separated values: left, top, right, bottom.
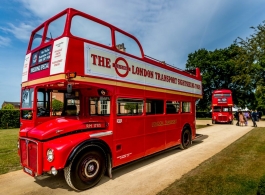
196, 111, 212, 118
0, 110, 20, 129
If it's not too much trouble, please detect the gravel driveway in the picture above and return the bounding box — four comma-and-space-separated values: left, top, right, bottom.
0, 120, 262, 195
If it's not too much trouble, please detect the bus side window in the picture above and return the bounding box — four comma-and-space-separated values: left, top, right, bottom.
89, 97, 110, 115
166, 101, 179, 114
117, 98, 143, 116
182, 102, 191, 113
146, 99, 164, 115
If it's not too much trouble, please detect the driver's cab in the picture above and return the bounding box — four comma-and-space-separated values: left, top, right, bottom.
20, 86, 80, 129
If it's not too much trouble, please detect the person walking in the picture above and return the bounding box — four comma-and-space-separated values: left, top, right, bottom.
239, 111, 245, 127
234, 110, 240, 126
251, 110, 258, 127
243, 111, 249, 126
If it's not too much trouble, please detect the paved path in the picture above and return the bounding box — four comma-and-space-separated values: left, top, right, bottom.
0, 120, 264, 195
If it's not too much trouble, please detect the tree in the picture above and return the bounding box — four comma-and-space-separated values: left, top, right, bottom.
186, 44, 245, 110
124, 103, 138, 113
52, 99, 63, 114
2, 103, 15, 110
235, 21, 265, 111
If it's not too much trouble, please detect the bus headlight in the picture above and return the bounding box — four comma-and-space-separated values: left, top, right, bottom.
47, 149, 54, 162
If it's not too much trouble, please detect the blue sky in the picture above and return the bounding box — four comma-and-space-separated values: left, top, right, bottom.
0, 0, 265, 106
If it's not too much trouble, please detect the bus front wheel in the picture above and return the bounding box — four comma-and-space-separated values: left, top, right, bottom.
64, 150, 106, 191
180, 129, 191, 149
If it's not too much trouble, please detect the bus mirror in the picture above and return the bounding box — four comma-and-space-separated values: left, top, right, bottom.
67, 84, 72, 93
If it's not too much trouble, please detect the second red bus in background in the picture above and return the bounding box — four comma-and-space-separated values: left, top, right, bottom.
211, 89, 234, 124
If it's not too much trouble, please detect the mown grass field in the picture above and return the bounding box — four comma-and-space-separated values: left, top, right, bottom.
0, 128, 21, 174
158, 127, 265, 195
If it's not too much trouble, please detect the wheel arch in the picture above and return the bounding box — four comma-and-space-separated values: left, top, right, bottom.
65, 139, 112, 175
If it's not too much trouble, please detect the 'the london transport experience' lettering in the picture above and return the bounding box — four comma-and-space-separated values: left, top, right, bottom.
90, 54, 201, 90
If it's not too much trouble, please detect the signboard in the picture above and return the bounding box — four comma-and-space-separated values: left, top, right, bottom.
50, 37, 69, 75
22, 53, 31, 82
84, 43, 202, 96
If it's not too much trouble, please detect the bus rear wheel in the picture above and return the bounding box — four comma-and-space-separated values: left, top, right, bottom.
64, 150, 106, 191
180, 129, 191, 149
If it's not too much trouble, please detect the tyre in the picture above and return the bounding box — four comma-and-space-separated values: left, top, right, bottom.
180, 128, 191, 149
64, 149, 106, 191
212, 120, 215, 124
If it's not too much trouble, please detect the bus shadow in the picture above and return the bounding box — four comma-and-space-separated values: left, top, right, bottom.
34, 171, 73, 191
33, 134, 209, 191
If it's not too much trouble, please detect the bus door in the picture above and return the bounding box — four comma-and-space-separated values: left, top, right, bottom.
164, 100, 181, 148
144, 99, 166, 156
113, 98, 145, 166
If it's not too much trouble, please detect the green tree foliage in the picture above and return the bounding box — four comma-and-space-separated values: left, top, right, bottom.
124, 103, 137, 113
52, 99, 63, 112
235, 21, 265, 111
2, 103, 15, 110
186, 45, 245, 110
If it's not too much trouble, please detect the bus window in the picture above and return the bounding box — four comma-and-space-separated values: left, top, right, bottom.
45, 14, 67, 43
37, 89, 51, 117
115, 31, 141, 57
21, 88, 34, 120
182, 102, 191, 113
222, 107, 231, 112
146, 99, 164, 115
89, 97, 111, 115
117, 98, 143, 115
213, 106, 221, 112
51, 92, 64, 116
31, 27, 44, 50
71, 15, 111, 46
21, 88, 34, 108
166, 101, 179, 114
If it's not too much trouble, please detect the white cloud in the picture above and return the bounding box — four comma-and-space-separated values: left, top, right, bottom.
0, 22, 34, 41
0, 36, 11, 47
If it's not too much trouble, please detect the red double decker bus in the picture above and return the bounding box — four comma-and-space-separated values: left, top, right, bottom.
211, 89, 233, 124
19, 8, 202, 191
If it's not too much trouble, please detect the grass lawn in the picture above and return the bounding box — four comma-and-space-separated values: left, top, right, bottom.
158, 127, 265, 195
0, 128, 21, 174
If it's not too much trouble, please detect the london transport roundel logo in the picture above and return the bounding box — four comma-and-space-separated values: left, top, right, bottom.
112, 57, 130, 77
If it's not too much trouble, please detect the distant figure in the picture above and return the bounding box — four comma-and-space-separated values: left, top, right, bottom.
234, 110, 240, 126
251, 110, 258, 127
239, 111, 245, 127
243, 111, 249, 126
